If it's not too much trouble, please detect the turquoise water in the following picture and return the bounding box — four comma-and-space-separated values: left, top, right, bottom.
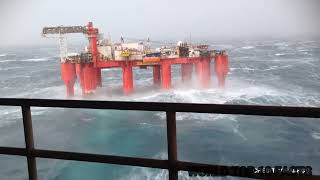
0, 38, 320, 179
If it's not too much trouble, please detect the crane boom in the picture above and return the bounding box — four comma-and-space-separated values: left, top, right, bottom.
42, 25, 87, 63
42, 26, 86, 35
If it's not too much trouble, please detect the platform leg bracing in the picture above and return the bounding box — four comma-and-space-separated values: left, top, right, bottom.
153, 65, 161, 86
61, 63, 77, 97
122, 62, 133, 95
161, 62, 171, 89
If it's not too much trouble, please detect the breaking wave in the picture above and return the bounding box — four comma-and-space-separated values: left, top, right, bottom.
311, 132, 320, 140
241, 46, 254, 49
21, 58, 49, 62
1, 38, 320, 179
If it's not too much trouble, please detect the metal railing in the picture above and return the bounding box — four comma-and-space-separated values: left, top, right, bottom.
0, 98, 320, 180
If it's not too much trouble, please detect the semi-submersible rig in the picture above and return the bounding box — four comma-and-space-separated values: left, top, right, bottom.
42, 22, 229, 96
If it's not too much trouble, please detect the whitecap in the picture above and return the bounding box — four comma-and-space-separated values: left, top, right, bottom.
0, 66, 24, 71
275, 53, 285, 56
0, 54, 7, 57
297, 49, 308, 52
241, 46, 254, 49
311, 132, 320, 140
0, 59, 16, 63
21, 58, 49, 62
81, 117, 94, 122
275, 42, 289, 47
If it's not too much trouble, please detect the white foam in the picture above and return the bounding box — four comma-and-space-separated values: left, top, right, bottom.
0, 66, 24, 71
233, 123, 247, 141
275, 42, 289, 47
21, 58, 49, 62
122, 152, 226, 180
0, 54, 6, 57
0, 58, 50, 63
0, 59, 16, 63
81, 117, 94, 122
242, 46, 254, 49
311, 132, 320, 140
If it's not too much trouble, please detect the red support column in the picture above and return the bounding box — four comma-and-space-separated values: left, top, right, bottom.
161, 61, 171, 89
204, 59, 211, 87
61, 63, 77, 97
153, 65, 161, 86
82, 63, 97, 95
122, 62, 134, 95
181, 63, 193, 82
196, 58, 210, 88
96, 68, 102, 87
215, 55, 229, 88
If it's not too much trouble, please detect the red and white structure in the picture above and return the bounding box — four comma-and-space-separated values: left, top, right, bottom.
42, 22, 229, 97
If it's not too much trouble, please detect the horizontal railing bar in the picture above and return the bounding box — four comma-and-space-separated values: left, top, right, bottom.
0, 147, 26, 156
0, 98, 319, 118
33, 149, 169, 169
1, 148, 319, 179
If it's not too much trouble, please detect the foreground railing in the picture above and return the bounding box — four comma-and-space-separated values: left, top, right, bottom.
0, 98, 320, 180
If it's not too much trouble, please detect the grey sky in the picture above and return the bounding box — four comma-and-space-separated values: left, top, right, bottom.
0, 0, 319, 46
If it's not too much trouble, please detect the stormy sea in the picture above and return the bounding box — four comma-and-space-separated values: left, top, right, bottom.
0, 38, 320, 180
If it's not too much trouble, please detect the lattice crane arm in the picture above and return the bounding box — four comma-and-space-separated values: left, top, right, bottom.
42, 26, 87, 36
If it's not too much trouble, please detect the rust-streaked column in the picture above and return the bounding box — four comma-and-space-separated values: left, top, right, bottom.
196, 58, 210, 88
215, 55, 229, 88
161, 61, 171, 89
61, 63, 76, 97
122, 62, 134, 95
82, 63, 97, 95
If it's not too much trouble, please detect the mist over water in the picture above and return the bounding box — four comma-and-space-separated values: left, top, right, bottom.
0, 38, 320, 179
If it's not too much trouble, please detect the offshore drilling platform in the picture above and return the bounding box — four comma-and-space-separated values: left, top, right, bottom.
42, 22, 229, 96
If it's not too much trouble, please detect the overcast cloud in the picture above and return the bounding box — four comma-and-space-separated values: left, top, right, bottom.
0, 0, 319, 46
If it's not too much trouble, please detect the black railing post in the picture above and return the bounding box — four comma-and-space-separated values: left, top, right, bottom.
166, 111, 178, 180
22, 106, 37, 180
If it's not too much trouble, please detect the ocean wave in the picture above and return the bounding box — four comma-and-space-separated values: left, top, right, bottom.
21, 58, 49, 62
0, 66, 24, 71
241, 46, 254, 49
259, 65, 293, 71
274, 42, 289, 47
311, 132, 320, 140
0, 58, 49, 63
0, 59, 16, 63
121, 152, 230, 180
